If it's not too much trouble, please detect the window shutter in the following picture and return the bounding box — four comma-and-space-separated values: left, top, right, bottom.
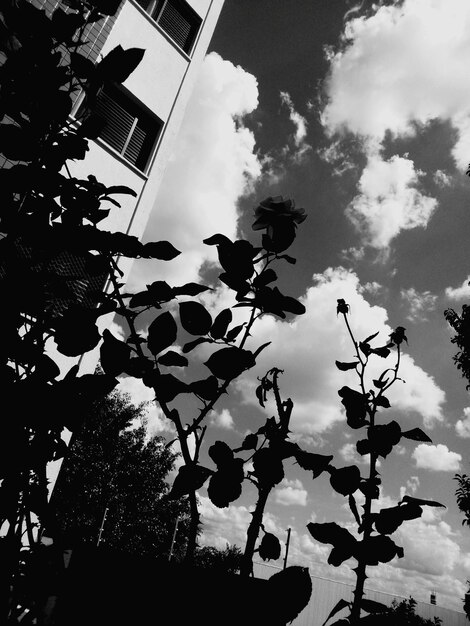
95, 90, 135, 156
157, 0, 200, 53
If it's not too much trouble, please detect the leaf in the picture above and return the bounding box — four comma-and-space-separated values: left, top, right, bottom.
374, 396, 390, 408
179, 301, 213, 336
235, 433, 258, 452
207, 459, 244, 507
189, 376, 219, 400
203, 233, 232, 246
225, 323, 245, 342
54, 310, 100, 357
157, 351, 188, 367
129, 291, 155, 308
372, 378, 388, 389
321, 599, 351, 626
330, 466, 361, 496
338, 386, 368, 429
258, 533, 281, 561
400, 495, 446, 508
358, 535, 404, 565
100, 329, 131, 376
371, 345, 391, 358
268, 566, 312, 625
182, 337, 211, 353
335, 361, 359, 371
295, 451, 333, 478
142, 241, 181, 260
208, 441, 233, 469
360, 599, 389, 614
147, 281, 175, 302
70, 52, 95, 78
210, 308, 232, 339
144, 372, 187, 403
253, 341, 271, 358
253, 448, 284, 487
173, 282, 211, 297
147, 311, 177, 356
104, 185, 137, 197
349, 494, 361, 526
205, 347, 255, 380
168, 464, 212, 499
401, 428, 432, 443
363, 331, 379, 344
97, 45, 145, 83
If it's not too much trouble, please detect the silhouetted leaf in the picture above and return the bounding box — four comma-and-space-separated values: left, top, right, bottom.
389, 326, 408, 345
259, 532, 281, 561
147, 311, 177, 355
203, 233, 232, 246
210, 308, 232, 339
278, 254, 296, 264
268, 566, 312, 625
371, 346, 391, 358
51, 7, 84, 41
330, 466, 361, 496
97, 45, 145, 83
147, 281, 175, 302
400, 495, 446, 508
335, 361, 359, 371
207, 459, 244, 507
357, 535, 404, 565
338, 386, 368, 429
374, 503, 422, 535
208, 441, 233, 469
372, 378, 388, 389
157, 351, 188, 367
253, 341, 271, 358
100, 329, 131, 376
142, 241, 180, 260
142, 369, 186, 402
367, 421, 401, 458
321, 599, 351, 626
225, 323, 245, 342
401, 428, 432, 443
349, 494, 361, 526
0, 124, 36, 161
235, 433, 258, 452
253, 268, 277, 288
189, 376, 219, 400
168, 464, 211, 499
179, 301, 213, 335
295, 451, 333, 478
54, 310, 100, 357
70, 52, 95, 78
182, 337, 211, 353
173, 282, 210, 296
205, 347, 255, 380
123, 357, 153, 378
374, 396, 391, 408
34, 355, 60, 382
363, 331, 379, 344
360, 599, 388, 614
253, 448, 284, 487
104, 185, 137, 197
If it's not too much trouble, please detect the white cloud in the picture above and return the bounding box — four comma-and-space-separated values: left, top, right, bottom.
399, 476, 420, 500
210, 408, 235, 430
117, 375, 173, 435
412, 444, 462, 471
127, 52, 262, 289
237, 267, 445, 434
433, 169, 452, 187
400, 287, 437, 322
455, 407, 470, 438
279, 91, 310, 163
445, 275, 470, 300
346, 154, 437, 249
322, 0, 470, 249
274, 479, 308, 506
323, 0, 470, 168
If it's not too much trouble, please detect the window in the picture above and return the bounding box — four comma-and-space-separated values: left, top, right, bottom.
135, 0, 202, 54
79, 83, 162, 173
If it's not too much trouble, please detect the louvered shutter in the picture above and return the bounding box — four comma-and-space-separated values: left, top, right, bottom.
157, 0, 201, 54
95, 90, 135, 156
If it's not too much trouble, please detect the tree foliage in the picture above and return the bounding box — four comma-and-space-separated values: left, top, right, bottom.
51, 392, 191, 560
444, 304, 470, 388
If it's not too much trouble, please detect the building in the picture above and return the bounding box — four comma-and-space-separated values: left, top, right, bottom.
254, 562, 468, 626
32, 0, 225, 283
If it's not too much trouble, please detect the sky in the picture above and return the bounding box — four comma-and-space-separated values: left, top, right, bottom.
122, 0, 470, 612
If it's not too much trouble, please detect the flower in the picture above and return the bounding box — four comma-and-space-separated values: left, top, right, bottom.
252, 196, 307, 231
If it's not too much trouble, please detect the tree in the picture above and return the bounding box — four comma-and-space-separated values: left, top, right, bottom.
193, 544, 243, 574
353, 598, 442, 625
51, 391, 191, 560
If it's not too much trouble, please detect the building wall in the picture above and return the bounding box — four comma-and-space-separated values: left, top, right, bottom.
253, 562, 468, 626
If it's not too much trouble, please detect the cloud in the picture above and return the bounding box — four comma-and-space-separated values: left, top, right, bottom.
346, 154, 437, 249
237, 267, 445, 434
279, 91, 311, 163
127, 52, 262, 289
445, 275, 470, 300
322, 0, 470, 169
322, 0, 470, 249
210, 408, 235, 430
117, 375, 173, 435
412, 444, 462, 471
456, 407, 470, 438
400, 287, 438, 322
274, 479, 308, 506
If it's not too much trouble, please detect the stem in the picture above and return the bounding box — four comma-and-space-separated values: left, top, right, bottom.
240, 487, 270, 577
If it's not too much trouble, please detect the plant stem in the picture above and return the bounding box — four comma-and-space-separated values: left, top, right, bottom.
240, 486, 270, 577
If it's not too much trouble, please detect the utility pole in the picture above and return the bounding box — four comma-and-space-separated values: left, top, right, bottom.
283, 527, 291, 569
96, 507, 109, 547
168, 515, 180, 562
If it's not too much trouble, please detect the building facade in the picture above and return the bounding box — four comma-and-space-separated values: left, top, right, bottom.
34, 0, 225, 282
